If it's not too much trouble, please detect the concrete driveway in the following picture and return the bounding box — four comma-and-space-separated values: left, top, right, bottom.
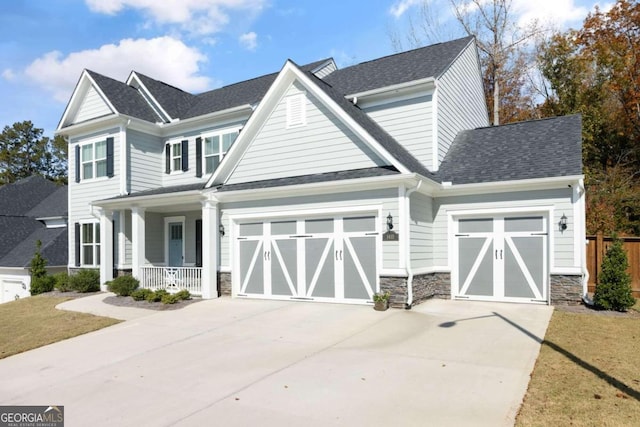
0, 297, 552, 426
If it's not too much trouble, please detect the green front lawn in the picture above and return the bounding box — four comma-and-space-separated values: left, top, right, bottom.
0, 295, 120, 359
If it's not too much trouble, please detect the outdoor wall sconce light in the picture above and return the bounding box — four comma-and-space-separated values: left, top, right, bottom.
387, 213, 394, 231
559, 214, 567, 231
219, 224, 225, 236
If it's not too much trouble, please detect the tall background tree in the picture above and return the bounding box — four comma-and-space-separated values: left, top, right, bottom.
0, 121, 67, 185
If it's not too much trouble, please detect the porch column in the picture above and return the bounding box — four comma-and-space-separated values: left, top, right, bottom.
201, 199, 219, 299
131, 207, 146, 279
99, 209, 114, 290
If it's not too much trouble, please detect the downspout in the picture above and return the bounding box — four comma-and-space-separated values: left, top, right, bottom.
404, 180, 423, 309
577, 178, 591, 304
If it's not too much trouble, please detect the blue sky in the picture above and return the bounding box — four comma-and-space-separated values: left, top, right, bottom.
0, 0, 604, 137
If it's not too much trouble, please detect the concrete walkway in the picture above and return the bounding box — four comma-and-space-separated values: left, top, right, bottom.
0, 298, 552, 426
56, 292, 159, 321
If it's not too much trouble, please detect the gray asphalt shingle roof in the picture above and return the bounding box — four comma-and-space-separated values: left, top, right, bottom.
133, 72, 197, 120
87, 70, 161, 123
438, 115, 583, 184
0, 177, 68, 267
323, 36, 473, 95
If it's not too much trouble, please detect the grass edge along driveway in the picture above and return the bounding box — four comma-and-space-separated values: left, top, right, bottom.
516, 307, 640, 426
0, 295, 121, 360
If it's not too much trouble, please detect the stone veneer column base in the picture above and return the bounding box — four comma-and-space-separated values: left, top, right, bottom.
380, 273, 451, 308
550, 274, 583, 305
217, 272, 232, 297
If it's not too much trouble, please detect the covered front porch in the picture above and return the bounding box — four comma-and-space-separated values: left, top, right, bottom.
93, 185, 221, 299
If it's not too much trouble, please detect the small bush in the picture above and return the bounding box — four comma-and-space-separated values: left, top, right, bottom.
30, 275, 55, 295
107, 275, 139, 297
145, 289, 168, 303
131, 288, 153, 301
175, 290, 191, 301
593, 236, 636, 311
161, 293, 182, 304
53, 272, 72, 292
69, 269, 100, 293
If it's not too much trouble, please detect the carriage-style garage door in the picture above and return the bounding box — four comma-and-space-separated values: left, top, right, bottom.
236, 215, 378, 304
454, 215, 548, 303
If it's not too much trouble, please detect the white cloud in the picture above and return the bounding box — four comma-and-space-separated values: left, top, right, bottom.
24, 37, 211, 102
239, 32, 257, 50
84, 0, 266, 35
2, 69, 15, 81
389, 0, 421, 18
513, 0, 590, 29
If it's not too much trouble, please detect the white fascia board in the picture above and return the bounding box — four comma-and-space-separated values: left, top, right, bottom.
157, 105, 251, 137
127, 72, 173, 122
346, 77, 436, 101
435, 175, 585, 197
91, 190, 205, 210
56, 115, 125, 138
207, 61, 416, 188
57, 70, 117, 132
208, 173, 424, 203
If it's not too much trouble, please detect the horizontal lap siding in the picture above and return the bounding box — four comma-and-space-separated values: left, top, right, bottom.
73, 86, 112, 124
128, 130, 163, 193
69, 129, 121, 266
432, 188, 577, 269
227, 82, 384, 185
220, 188, 400, 271
437, 43, 489, 166
410, 193, 433, 269
363, 95, 433, 167
145, 212, 164, 264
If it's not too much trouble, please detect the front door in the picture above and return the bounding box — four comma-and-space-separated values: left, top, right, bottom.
168, 222, 183, 267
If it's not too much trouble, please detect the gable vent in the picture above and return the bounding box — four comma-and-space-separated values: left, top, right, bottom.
286, 93, 306, 128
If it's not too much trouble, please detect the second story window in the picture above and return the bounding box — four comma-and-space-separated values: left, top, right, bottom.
74, 137, 114, 183
196, 129, 239, 177
165, 139, 189, 174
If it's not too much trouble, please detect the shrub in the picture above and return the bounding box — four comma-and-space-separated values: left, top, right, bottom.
161, 293, 182, 304
145, 289, 168, 303
593, 236, 636, 311
175, 290, 191, 301
30, 275, 55, 295
69, 269, 100, 293
107, 275, 139, 297
29, 240, 47, 282
53, 272, 72, 292
131, 288, 153, 301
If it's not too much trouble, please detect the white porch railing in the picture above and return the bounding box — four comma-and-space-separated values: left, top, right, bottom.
139, 266, 202, 296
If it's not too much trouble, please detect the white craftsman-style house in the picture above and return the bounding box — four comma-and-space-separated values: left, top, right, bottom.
56, 37, 586, 307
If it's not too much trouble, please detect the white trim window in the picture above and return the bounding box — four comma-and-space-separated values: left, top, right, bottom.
81, 222, 101, 266
81, 140, 107, 180
204, 130, 238, 174
171, 141, 182, 172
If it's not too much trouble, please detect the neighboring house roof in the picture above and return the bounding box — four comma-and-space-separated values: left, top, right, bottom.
86, 70, 161, 123
438, 115, 583, 185
0, 177, 68, 268
323, 36, 474, 95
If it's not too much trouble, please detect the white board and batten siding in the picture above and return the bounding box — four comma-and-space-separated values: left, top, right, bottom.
226, 82, 387, 185
362, 95, 434, 168
71, 85, 113, 125
432, 188, 578, 270
219, 187, 401, 272
436, 42, 489, 168
68, 129, 122, 266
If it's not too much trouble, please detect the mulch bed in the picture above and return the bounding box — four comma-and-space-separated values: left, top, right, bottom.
555, 303, 640, 318
42, 290, 202, 311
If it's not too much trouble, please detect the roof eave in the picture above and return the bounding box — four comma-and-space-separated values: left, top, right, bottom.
346, 77, 436, 100
436, 174, 585, 197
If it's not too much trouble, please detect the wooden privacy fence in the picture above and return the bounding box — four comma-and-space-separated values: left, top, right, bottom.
586, 233, 640, 298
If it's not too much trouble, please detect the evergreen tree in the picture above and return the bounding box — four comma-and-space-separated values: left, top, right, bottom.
29, 240, 54, 295
593, 236, 636, 311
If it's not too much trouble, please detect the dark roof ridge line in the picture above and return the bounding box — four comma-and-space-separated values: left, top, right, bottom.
470, 113, 582, 132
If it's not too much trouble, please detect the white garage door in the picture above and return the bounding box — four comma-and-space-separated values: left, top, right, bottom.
1, 279, 28, 304
454, 215, 548, 303
236, 215, 378, 304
